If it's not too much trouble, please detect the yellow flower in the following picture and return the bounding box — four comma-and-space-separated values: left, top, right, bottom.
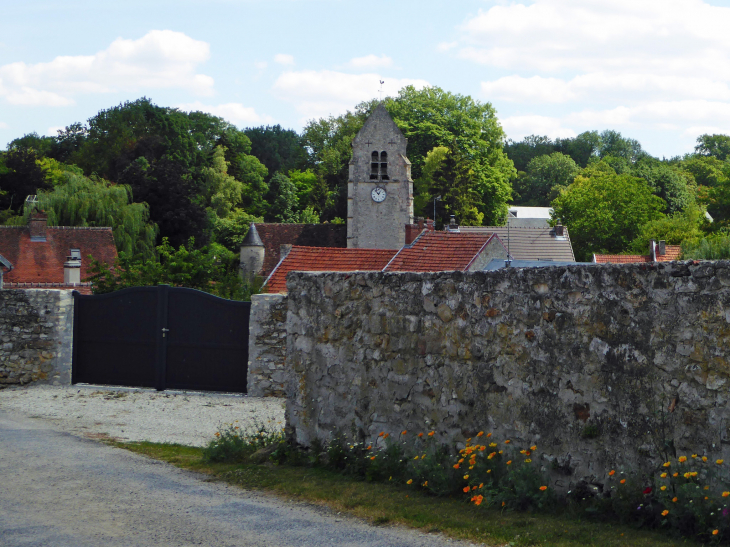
539, 485, 547, 491
490, 442, 497, 448
678, 456, 687, 463
421, 454, 426, 459
663, 461, 671, 467
520, 450, 527, 455
620, 479, 626, 484
691, 454, 698, 459
414, 455, 419, 460
683, 472, 691, 479
466, 438, 472, 443
469, 466, 474, 470
660, 473, 667, 478
722, 491, 729, 497
661, 510, 669, 516
717, 459, 725, 465
423, 481, 428, 487
525, 458, 532, 463
487, 469, 491, 473
713, 530, 719, 536
702, 456, 708, 462
407, 479, 413, 485
463, 475, 469, 480
499, 450, 503, 454
660, 486, 667, 491
428, 431, 435, 437
609, 470, 616, 476
477, 431, 484, 437
530, 445, 537, 451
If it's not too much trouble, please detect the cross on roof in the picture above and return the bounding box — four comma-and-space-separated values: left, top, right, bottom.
365, 140, 373, 146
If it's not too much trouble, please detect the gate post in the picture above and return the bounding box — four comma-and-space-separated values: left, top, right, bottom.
154, 284, 170, 391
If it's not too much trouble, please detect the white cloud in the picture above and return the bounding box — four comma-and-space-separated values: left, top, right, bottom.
347, 55, 393, 69
273, 70, 429, 120
0, 30, 214, 107
254, 61, 268, 70
0, 122, 7, 129
176, 102, 273, 126
46, 126, 65, 136
274, 54, 295, 66
501, 115, 576, 141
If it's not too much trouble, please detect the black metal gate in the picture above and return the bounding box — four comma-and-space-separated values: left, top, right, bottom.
72, 285, 250, 393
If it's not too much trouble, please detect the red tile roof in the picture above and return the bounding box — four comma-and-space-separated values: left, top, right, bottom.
594, 245, 681, 264
384, 231, 495, 272
255, 223, 347, 278
0, 225, 117, 284
266, 246, 396, 293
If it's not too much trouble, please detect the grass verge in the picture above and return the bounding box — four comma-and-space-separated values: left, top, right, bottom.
109, 440, 698, 547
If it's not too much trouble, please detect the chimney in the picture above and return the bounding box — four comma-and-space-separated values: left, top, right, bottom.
554, 221, 564, 237
64, 254, 81, 284
426, 218, 434, 231
657, 240, 666, 257
29, 211, 48, 242
447, 215, 460, 233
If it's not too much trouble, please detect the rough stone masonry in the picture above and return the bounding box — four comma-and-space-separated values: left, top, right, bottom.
284, 262, 730, 489
0, 289, 74, 386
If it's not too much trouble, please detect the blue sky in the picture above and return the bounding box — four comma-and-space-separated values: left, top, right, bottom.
2, 0, 730, 158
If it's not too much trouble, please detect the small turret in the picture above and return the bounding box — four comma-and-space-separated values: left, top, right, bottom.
239, 223, 265, 282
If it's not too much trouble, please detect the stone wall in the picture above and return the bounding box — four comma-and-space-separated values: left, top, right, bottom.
248, 293, 288, 397
285, 263, 730, 488
0, 289, 74, 386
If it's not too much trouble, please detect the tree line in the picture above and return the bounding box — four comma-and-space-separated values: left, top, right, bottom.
1, 88, 729, 295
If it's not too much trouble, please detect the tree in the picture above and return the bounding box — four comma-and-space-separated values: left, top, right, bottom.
513, 152, 579, 206
244, 125, 308, 180
200, 146, 244, 219
630, 158, 696, 215
266, 172, 299, 222
504, 135, 557, 172
695, 134, 730, 161
629, 206, 706, 253
551, 162, 666, 261
555, 131, 602, 167
0, 149, 51, 213
598, 130, 646, 163
36, 172, 158, 256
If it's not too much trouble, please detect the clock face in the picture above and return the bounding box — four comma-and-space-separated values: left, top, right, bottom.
371, 186, 387, 203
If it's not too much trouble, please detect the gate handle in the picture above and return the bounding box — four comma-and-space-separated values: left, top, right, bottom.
162, 328, 169, 338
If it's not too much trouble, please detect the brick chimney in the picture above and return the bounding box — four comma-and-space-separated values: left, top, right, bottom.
29, 212, 48, 242
657, 240, 666, 257
554, 221, 565, 237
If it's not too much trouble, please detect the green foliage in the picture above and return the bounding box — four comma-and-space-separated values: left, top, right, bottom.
200, 145, 244, 218
630, 207, 706, 253
695, 134, 730, 161
513, 152, 580, 206
88, 237, 256, 300
211, 208, 263, 252
202, 421, 285, 464
267, 172, 299, 222
0, 149, 51, 212
681, 236, 730, 260
36, 172, 158, 256
551, 162, 667, 261
630, 158, 696, 215
244, 125, 308, 181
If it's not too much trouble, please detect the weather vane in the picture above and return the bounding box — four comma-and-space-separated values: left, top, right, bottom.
379, 80, 385, 101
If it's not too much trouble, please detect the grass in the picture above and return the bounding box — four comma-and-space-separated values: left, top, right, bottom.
109, 440, 699, 547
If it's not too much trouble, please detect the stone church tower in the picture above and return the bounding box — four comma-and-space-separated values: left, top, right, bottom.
347, 103, 413, 249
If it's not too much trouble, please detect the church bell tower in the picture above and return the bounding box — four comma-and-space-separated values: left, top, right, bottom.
347, 103, 413, 249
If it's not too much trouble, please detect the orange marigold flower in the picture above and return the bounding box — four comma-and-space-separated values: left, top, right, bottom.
370, 456, 376, 460
402, 430, 407, 435
672, 497, 678, 502
499, 450, 503, 454
506, 460, 512, 465
463, 475, 469, 480
423, 481, 428, 487
702, 456, 708, 462
704, 486, 709, 490
466, 438, 472, 443
505, 440, 511, 444
713, 530, 719, 536
488, 452, 496, 459
662, 461, 671, 467
489, 442, 497, 448
486, 433, 492, 437
525, 459, 532, 463
609, 470, 616, 476
620, 479, 626, 484
474, 495, 483, 506
672, 472, 679, 477
705, 496, 709, 500
502, 501, 506, 507
378, 432, 384, 437
660, 486, 667, 491
463, 486, 470, 493
406, 479, 414, 485
477, 431, 484, 437
428, 431, 435, 437
539, 485, 548, 491
453, 464, 460, 469
418, 433, 424, 438
487, 469, 492, 473
691, 454, 698, 458
383, 433, 389, 439
458, 458, 464, 463
678, 456, 687, 463
722, 492, 729, 497
215, 432, 221, 437
661, 510, 669, 516
684, 472, 691, 479
530, 445, 537, 451
660, 473, 667, 478
366, 445, 372, 450
717, 459, 725, 465
520, 450, 527, 455
479, 446, 486, 452
479, 483, 484, 488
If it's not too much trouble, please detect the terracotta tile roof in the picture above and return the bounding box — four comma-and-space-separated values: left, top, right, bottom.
594, 245, 681, 264
266, 246, 396, 293
384, 231, 494, 272
594, 254, 652, 264
255, 223, 347, 278
0, 225, 117, 284
459, 226, 576, 262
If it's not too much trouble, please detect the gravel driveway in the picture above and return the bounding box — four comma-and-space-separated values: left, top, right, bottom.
0, 384, 285, 447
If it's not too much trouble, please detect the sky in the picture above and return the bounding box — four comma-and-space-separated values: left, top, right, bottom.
2, 0, 730, 158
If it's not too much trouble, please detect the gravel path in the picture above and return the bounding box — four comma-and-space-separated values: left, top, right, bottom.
0, 384, 285, 447
1, 411, 480, 547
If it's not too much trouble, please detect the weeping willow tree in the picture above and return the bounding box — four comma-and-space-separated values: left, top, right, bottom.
33, 173, 158, 257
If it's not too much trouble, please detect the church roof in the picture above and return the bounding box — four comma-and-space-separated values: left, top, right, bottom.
384, 231, 496, 272
265, 246, 396, 294
254, 223, 347, 278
